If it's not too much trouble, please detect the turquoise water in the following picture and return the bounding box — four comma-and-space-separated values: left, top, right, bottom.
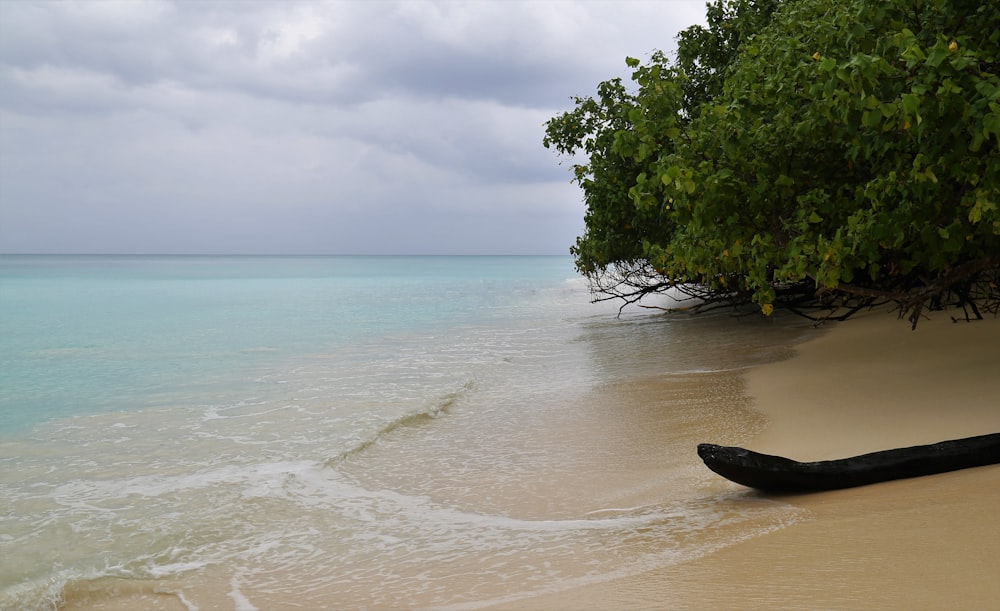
0, 255, 578, 433
0, 255, 813, 610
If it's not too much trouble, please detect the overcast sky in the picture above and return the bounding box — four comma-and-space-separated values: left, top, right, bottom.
0, 0, 706, 255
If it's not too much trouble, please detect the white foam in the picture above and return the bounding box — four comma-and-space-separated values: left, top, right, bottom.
144, 560, 212, 579
172, 590, 200, 611
228, 576, 258, 611
50, 460, 319, 503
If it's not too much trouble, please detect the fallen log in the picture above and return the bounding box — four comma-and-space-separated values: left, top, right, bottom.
697, 433, 1000, 492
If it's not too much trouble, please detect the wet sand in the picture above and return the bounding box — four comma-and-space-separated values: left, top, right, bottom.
506, 309, 1000, 609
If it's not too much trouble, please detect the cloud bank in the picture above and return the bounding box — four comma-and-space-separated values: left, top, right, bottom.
0, 0, 706, 254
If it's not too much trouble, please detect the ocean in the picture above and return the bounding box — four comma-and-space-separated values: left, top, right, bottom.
0, 255, 815, 610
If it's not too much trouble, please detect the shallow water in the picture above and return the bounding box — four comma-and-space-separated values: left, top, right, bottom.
0, 255, 816, 610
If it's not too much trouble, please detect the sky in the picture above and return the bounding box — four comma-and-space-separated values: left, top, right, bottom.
0, 0, 707, 255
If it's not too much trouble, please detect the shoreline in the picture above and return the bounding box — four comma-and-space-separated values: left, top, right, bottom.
46, 309, 1000, 609
503, 309, 1000, 609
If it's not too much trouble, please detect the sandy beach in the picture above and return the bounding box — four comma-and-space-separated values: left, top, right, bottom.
51, 308, 999, 610
508, 308, 1000, 610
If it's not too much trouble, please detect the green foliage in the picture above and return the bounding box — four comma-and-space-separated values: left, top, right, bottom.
546, 0, 1000, 325
675, 0, 782, 110
542, 53, 683, 276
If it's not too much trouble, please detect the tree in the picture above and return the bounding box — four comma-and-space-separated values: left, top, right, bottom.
546, 0, 1000, 327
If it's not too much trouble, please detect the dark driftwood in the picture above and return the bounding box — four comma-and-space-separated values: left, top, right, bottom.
697, 433, 1000, 492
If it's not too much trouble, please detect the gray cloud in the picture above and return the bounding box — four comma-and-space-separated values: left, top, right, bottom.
0, 0, 705, 254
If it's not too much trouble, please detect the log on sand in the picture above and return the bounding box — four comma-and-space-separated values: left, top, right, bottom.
697, 433, 1000, 492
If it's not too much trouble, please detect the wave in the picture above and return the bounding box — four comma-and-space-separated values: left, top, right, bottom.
322, 380, 477, 467
3, 487, 802, 611
432, 493, 805, 611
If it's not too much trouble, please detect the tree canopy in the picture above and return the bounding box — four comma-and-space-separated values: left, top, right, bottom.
545, 0, 1000, 327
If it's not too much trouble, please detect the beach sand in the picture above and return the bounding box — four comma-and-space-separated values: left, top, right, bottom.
56, 310, 1000, 610
505, 309, 1000, 610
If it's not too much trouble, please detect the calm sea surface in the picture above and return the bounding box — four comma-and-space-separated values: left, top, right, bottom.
0, 255, 815, 609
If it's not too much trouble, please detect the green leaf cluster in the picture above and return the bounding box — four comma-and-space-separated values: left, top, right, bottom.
542, 52, 683, 276
546, 0, 1000, 324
